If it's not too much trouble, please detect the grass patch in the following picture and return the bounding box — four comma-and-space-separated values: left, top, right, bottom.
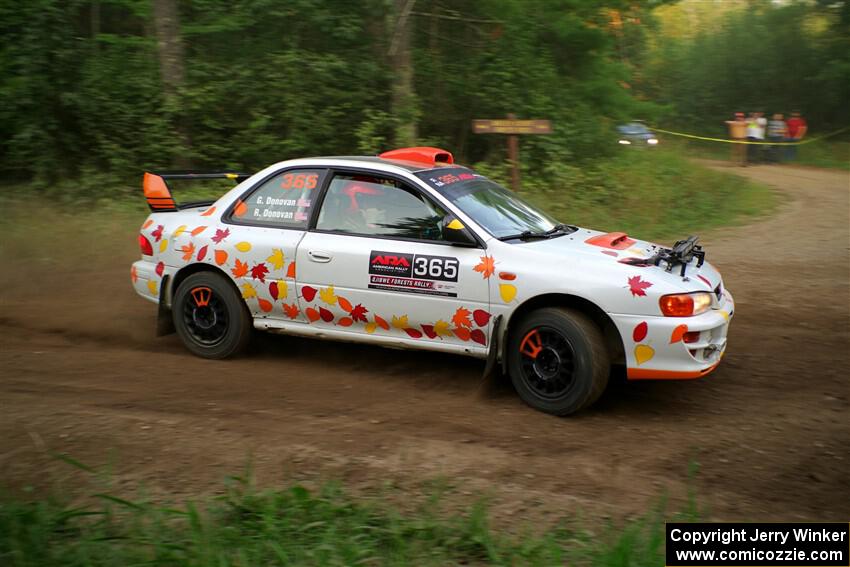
665, 137, 849, 171
1, 471, 698, 567
479, 148, 777, 243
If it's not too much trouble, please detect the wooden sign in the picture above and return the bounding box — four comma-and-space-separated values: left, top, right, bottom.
472, 119, 552, 135
471, 115, 553, 191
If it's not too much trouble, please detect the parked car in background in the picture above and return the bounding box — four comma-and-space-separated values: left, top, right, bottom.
617, 122, 659, 147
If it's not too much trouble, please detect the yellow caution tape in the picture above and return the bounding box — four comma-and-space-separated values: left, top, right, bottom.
648, 125, 850, 145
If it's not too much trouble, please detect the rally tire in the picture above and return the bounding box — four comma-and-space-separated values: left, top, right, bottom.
507, 307, 609, 416
172, 272, 252, 359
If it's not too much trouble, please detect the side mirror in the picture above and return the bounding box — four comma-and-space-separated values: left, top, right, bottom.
441, 216, 478, 247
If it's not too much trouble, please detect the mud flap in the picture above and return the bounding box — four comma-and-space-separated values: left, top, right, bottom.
482, 315, 502, 380
156, 275, 175, 336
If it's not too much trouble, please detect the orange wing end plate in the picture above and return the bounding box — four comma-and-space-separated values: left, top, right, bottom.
143, 172, 177, 211
378, 147, 454, 167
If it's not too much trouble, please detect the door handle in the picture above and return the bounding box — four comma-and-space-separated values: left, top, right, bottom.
308, 249, 332, 263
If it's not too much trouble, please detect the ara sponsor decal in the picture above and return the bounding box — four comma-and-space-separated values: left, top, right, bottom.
368, 250, 459, 297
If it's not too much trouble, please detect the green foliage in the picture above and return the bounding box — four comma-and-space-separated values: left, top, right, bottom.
0, 0, 665, 184
641, 1, 850, 133
504, 148, 777, 242
0, 472, 700, 566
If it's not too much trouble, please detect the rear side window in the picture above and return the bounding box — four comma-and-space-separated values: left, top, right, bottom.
230, 169, 325, 228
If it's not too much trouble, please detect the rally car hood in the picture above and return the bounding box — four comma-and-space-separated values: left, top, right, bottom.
504, 227, 724, 293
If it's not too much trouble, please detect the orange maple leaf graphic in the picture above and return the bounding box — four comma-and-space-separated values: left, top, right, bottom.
180, 242, 195, 261
231, 258, 249, 278
452, 307, 473, 328
282, 303, 300, 320
473, 255, 496, 278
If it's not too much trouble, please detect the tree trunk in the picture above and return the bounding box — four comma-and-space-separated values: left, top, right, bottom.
389, 0, 417, 146
152, 0, 191, 164
152, 0, 186, 98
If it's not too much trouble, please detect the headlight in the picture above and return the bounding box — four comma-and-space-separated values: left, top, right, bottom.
659, 292, 712, 317
647, 138, 659, 145
618, 139, 631, 145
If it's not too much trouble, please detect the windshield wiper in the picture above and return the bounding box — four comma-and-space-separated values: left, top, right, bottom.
497, 223, 576, 242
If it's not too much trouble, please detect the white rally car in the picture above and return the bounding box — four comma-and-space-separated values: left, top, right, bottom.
132, 147, 734, 415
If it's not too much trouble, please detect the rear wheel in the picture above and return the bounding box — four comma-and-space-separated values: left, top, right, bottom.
172, 272, 252, 359
507, 307, 609, 416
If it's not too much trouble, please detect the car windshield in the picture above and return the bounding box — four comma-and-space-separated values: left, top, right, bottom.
618, 123, 651, 135
415, 168, 560, 239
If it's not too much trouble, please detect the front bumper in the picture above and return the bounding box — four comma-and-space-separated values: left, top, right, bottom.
612, 290, 735, 380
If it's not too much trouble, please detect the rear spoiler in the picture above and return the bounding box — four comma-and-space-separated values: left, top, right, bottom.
143, 170, 252, 212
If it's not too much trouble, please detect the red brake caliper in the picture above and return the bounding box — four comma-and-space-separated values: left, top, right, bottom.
190, 287, 212, 307
519, 329, 543, 359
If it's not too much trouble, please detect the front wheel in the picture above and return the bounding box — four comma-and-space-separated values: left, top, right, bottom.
172, 271, 252, 359
507, 307, 609, 416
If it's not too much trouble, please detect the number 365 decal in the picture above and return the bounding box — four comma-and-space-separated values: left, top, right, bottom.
413, 255, 458, 281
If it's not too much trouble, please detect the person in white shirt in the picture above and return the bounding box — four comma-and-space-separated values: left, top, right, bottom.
746, 112, 768, 163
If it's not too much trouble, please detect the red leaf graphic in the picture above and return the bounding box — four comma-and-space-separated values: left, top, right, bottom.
374, 315, 389, 330
301, 285, 317, 302
421, 324, 437, 339
404, 328, 423, 339
155, 262, 164, 277
151, 224, 164, 242
633, 321, 648, 342
350, 304, 369, 323
627, 275, 653, 297
250, 263, 269, 283
269, 281, 279, 300
305, 307, 320, 322
470, 329, 486, 345
319, 307, 334, 322
211, 228, 230, 244
196, 245, 208, 262
257, 298, 273, 313
338, 317, 354, 327
473, 309, 491, 327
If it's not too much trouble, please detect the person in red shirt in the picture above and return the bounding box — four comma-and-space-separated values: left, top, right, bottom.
785, 111, 807, 161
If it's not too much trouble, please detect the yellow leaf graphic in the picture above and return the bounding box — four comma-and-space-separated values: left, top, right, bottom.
499, 283, 517, 303
433, 319, 452, 337
319, 285, 338, 305
235, 242, 252, 253
634, 344, 655, 365
241, 282, 257, 299
719, 309, 730, 321
365, 322, 377, 334
173, 225, 187, 237
391, 314, 409, 329
276, 279, 288, 299
267, 248, 285, 270
147, 280, 157, 295
159, 238, 168, 253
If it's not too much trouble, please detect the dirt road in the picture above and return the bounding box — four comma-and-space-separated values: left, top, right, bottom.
1, 163, 848, 523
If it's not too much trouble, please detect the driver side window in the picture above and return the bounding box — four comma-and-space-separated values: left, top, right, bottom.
316, 174, 447, 241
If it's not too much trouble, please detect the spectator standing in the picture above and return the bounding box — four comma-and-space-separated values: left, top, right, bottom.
746, 112, 764, 164
725, 112, 748, 165
785, 111, 807, 161
766, 113, 787, 162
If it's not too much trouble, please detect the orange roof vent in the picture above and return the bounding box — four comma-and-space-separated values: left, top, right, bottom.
378, 146, 454, 166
